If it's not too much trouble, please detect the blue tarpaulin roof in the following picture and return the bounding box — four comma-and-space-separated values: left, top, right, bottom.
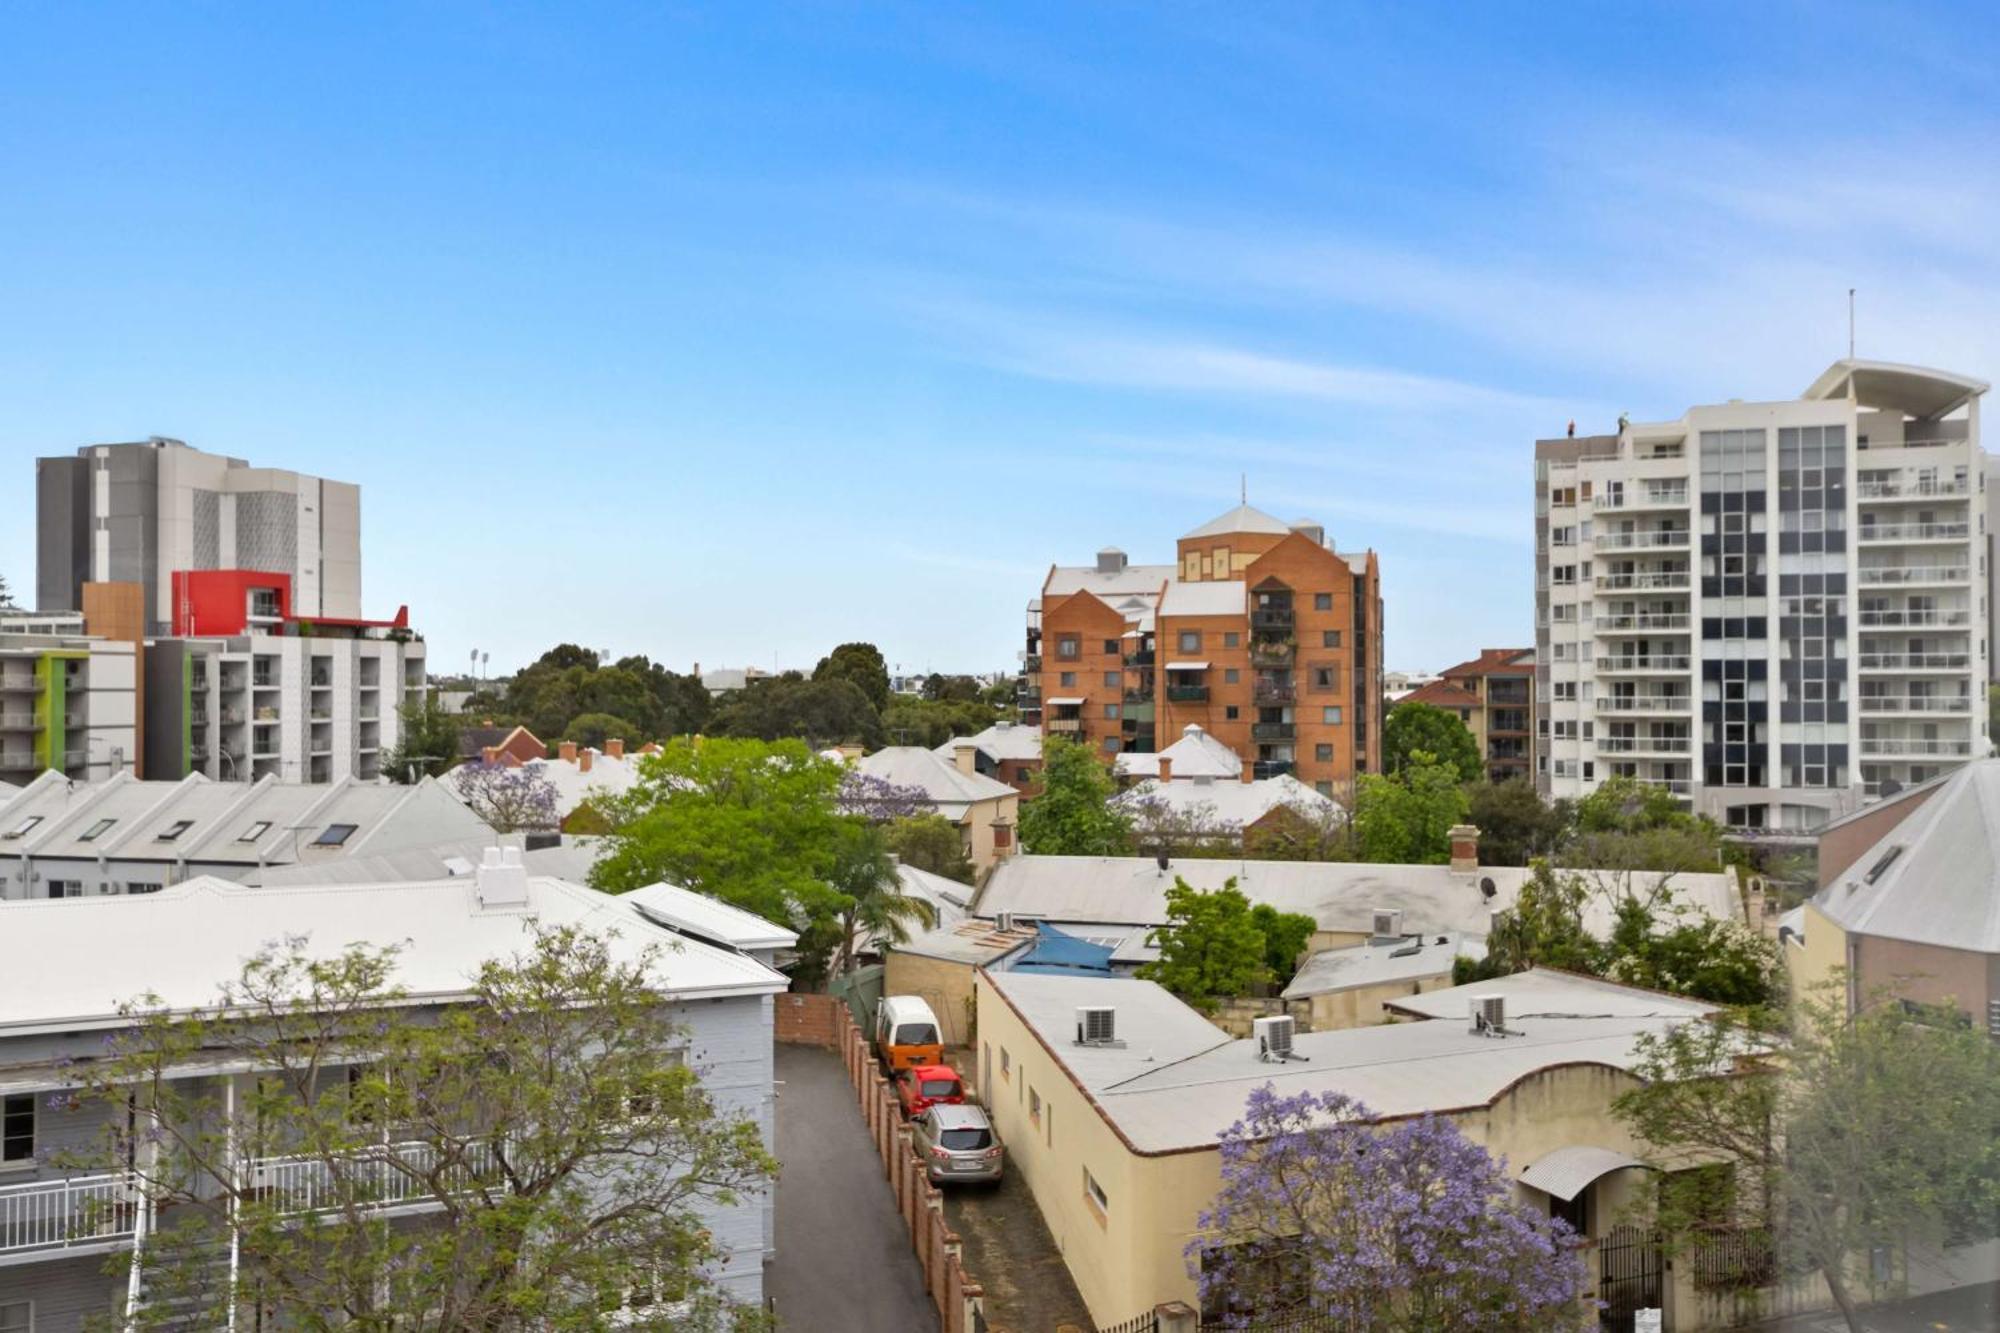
1008, 922, 1116, 976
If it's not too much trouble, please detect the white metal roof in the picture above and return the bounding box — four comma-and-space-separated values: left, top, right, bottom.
1112, 773, 1341, 828
443, 749, 647, 822
626, 880, 799, 951
1517, 1145, 1650, 1202
1158, 580, 1245, 618
934, 721, 1042, 765
243, 835, 603, 887
0, 772, 493, 868
1113, 723, 1243, 780
1280, 932, 1484, 1000
1043, 563, 1173, 600
850, 747, 1016, 818
1801, 358, 1988, 419
1181, 503, 1293, 539
1381, 968, 1715, 1022
1163, 659, 1211, 670
0, 870, 789, 1036
987, 970, 1714, 1153
975, 856, 1741, 942
1812, 758, 2000, 954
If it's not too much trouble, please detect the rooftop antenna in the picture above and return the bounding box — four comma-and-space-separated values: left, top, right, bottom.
1848, 288, 1856, 360
1240, 473, 1247, 504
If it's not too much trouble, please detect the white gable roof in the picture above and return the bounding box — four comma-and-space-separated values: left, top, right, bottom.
851, 747, 1016, 816
934, 721, 1042, 765
1181, 503, 1293, 539
1114, 723, 1242, 780
627, 880, 799, 951
1113, 773, 1341, 827
1813, 758, 2000, 953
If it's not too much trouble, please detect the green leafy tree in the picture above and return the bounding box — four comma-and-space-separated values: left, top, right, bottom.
880, 695, 1001, 748
1615, 985, 2000, 1331
1243, 802, 1355, 862
1459, 860, 1601, 983
1464, 778, 1569, 867
812, 641, 891, 714
1563, 775, 1723, 873
63, 927, 773, 1332
883, 813, 977, 884
1139, 878, 1270, 1012
615, 654, 712, 736
920, 673, 982, 704
563, 710, 636, 749
0, 571, 14, 608
828, 821, 937, 974
387, 698, 463, 783
1351, 751, 1470, 864
1249, 901, 1317, 986
1017, 735, 1133, 855
589, 737, 849, 926
707, 675, 883, 749
1383, 702, 1483, 783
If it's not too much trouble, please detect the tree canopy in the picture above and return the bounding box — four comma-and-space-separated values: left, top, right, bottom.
812, 641, 891, 714
706, 674, 884, 749
63, 927, 774, 1331
883, 813, 977, 884
1464, 777, 1569, 867
1350, 751, 1469, 864
452, 759, 560, 832
496, 646, 709, 745
1616, 986, 2000, 1331
1138, 879, 1272, 1011
1383, 701, 1483, 783
1196, 1086, 1592, 1330
387, 697, 462, 783
1017, 735, 1133, 855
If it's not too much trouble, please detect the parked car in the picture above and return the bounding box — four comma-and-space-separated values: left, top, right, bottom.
873, 995, 944, 1072
911, 1103, 1003, 1185
895, 1063, 966, 1118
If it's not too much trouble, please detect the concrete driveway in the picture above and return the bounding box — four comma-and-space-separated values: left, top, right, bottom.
941, 1168, 1094, 1333
771, 1043, 938, 1332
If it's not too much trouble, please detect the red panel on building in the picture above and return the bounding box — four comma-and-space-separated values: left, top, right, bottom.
171, 570, 292, 636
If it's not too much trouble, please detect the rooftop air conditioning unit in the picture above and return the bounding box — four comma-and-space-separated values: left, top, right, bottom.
1471, 994, 1508, 1037
1254, 1015, 1300, 1062
1371, 908, 1403, 941
1076, 1005, 1120, 1047
996, 911, 1016, 933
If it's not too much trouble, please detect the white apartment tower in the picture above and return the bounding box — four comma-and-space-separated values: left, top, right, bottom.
1536, 359, 1990, 833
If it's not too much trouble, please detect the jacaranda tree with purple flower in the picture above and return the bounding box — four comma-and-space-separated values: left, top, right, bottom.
1193, 1085, 1593, 1331
452, 759, 562, 833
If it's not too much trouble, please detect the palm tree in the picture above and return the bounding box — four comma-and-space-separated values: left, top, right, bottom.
828, 822, 936, 975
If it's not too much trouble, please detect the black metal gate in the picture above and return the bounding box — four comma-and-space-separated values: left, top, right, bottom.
1598, 1224, 1662, 1332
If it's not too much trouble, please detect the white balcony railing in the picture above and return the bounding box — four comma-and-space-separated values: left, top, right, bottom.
1856, 610, 1971, 628
1596, 736, 1693, 754
1595, 572, 1692, 592
1854, 479, 1970, 499
1595, 696, 1694, 713
1858, 523, 1970, 543
1857, 653, 1971, 672
1857, 696, 1973, 714
1598, 487, 1690, 510
1594, 614, 1691, 633
245, 1138, 506, 1216
1857, 567, 1969, 586
1593, 530, 1691, 550
0, 1171, 140, 1257
1595, 656, 1692, 673
1858, 738, 1974, 756
1632, 777, 1695, 794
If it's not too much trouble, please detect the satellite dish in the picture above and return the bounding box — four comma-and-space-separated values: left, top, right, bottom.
1479, 876, 1498, 900
1878, 779, 1903, 798
1155, 852, 1171, 872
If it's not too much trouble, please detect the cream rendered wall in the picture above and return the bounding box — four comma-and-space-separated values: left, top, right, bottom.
885, 952, 980, 1047
1304, 971, 1457, 1030
320, 480, 363, 620
961, 791, 1021, 872
1793, 903, 1852, 1010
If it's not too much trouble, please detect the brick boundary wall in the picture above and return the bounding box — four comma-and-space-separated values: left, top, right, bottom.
794, 1001, 985, 1333
774, 991, 841, 1048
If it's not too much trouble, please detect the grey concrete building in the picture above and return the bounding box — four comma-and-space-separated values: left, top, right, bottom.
36, 438, 362, 634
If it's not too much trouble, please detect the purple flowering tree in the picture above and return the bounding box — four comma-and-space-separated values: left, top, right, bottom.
835, 771, 933, 823
454, 759, 562, 833
1193, 1085, 1594, 1331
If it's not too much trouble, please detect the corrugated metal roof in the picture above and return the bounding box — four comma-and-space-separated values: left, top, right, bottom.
1812, 758, 2000, 953
1517, 1145, 1649, 1201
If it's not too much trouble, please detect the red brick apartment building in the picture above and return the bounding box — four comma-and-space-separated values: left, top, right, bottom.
1020, 504, 1383, 797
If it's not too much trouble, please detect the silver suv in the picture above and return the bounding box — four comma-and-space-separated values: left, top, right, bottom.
912, 1103, 1003, 1184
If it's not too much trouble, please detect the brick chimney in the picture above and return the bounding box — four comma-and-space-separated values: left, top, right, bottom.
953, 742, 978, 775
1449, 824, 1481, 874
1241, 761, 1254, 784
606, 737, 624, 759
558, 740, 578, 764
641, 741, 661, 755
578, 748, 593, 773
1158, 755, 1173, 783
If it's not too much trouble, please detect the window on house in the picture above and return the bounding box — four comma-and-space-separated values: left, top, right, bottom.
1029, 1087, 1042, 1127
1310, 664, 1340, 692
1223, 632, 1239, 648
1314, 593, 1332, 610
1084, 1167, 1109, 1214
1322, 707, 1343, 725
238, 820, 272, 842
3, 816, 43, 839
1315, 744, 1333, 761
1103, 640, 1118, 655
155, 820, 195, 842
1103, 671, 1120, 688
1223, 668, 1239, 684
314, 823, 359, 847
1316, 780, 1333, 797
1178, 630, 1201, 652
1101, 736, 1120, 753
1055, 636, 1081, 659
1059, 672, 1076, 687
1103, 704, 1120, 720
1016, 767, 1033, 784
1224, 706, 1239, 720
126, 882, 164, 895
994, 825, 1012, 849
1000, 1048, 1010, 1081
78, 818, 116, 842
47, 881, 81, 899
2, 1093, 33, 1163
0, 1302, 28, 1333
1322, 631, 1341, 648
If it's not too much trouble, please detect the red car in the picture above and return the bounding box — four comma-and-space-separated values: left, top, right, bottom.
896, 1063, 966, 1118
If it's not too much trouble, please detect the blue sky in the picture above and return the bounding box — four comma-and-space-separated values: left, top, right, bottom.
4, 4, 1998, 679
